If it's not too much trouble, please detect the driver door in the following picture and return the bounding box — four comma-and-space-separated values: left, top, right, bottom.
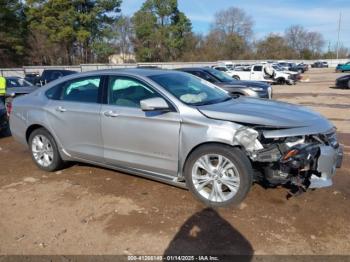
101, 75, 181, 176
251, 65, 263, 80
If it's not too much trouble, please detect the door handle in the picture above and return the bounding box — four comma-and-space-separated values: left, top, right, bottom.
56, 106, 67, 112
103, 110, 119, 117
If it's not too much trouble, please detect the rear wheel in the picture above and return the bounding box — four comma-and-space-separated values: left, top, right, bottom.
29, 128, 64, 172
184, 144, 253, 207
232, 75, 240, 80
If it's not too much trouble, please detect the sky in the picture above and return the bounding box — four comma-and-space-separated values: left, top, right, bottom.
121, 0, 350, 50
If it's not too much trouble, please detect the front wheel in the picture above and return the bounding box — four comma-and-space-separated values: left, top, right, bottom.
277, 78, 286, 85
184, 144, 253, 207
29, 128, 64, 172
232, 75, 240, 80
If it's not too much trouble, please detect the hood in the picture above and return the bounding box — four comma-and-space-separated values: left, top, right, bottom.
337, 75, 350, 81
197, 97, 333, 132
224, 80, 269, 89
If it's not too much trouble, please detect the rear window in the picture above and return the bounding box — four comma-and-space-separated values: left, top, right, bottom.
45, 76, 101, 103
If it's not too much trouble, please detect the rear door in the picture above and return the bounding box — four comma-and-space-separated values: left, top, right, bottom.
101, 75, 181, 176
45, 75, 104, 162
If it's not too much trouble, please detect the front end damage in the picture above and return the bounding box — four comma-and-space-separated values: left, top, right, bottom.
240, 127, 343, 197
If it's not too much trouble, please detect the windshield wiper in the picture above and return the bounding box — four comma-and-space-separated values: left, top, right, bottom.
193, 97, 232, 106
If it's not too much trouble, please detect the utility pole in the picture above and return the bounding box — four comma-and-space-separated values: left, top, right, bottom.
336, 12, 342, 60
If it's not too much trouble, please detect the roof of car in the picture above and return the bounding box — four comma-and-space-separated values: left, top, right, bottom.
77, 68, 183, 77
6, 76, 21, 79
43, 69, 77, 72
176, 67, 209, 71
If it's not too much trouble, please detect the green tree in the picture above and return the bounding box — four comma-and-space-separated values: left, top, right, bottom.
0, 0, 28, 67
26, 0, 122, 65
132, 0, 192, 62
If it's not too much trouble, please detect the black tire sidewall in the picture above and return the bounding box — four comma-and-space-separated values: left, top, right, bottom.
29, 128, 63, 172
278, 78, 285, 85
184, 145, 253, 207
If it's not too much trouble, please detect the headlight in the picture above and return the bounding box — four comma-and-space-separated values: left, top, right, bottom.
250, 87, 264, 92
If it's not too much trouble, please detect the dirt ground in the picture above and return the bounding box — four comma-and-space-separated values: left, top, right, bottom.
0, 68, 349, 256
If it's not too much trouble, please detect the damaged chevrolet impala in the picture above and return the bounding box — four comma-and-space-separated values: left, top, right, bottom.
10, 69, 343, 207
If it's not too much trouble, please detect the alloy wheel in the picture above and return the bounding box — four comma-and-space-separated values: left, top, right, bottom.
31, 135, 54, 167
192, 154, 240, 203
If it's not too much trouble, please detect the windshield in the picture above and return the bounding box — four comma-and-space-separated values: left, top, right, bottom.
149, 73, 231, 106
6, 78, 33, 88
272, 65, 283, 71
205, 68, 233, 83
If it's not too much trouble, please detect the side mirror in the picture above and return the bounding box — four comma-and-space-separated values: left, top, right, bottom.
140, 97, 170, 111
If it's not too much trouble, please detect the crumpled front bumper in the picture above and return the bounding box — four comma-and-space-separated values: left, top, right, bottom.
309, 145, 344, 188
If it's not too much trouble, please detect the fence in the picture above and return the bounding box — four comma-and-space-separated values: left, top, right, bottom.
1, 59, 348, 77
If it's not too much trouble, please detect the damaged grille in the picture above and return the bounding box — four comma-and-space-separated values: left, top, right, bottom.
252, 130, 340, 188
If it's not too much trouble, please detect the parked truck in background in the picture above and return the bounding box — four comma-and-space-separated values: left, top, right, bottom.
230, 64, 294, 85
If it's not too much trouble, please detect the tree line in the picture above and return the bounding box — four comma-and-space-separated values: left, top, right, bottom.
0, 0, 349, 67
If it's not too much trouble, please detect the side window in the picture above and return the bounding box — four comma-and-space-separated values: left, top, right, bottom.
108, 76, 161, 108
46, 76, 101, 103
45, 82, 65, 100
50, 71, 63, 81
253, 66, 263, 71
200, 72, 216, 83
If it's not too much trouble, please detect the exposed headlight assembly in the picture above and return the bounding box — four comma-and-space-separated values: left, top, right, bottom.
234, 127, 264, 151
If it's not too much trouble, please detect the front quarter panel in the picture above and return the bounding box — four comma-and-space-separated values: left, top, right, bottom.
178, 105, 244, 176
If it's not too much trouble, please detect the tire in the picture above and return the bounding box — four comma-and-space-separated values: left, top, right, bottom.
29, 128, 64, 172
348, 80, 350, 89
232, 75, 240, 80
277, 78, 286, 85
184, 144, 253, 207
231, 92, 244, 98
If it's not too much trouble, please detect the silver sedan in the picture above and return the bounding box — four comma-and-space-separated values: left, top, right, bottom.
10, 69, 343, 206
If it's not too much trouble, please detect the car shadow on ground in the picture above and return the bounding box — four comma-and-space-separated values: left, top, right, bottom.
329, 86, 349, 90
163, 208, 253, 261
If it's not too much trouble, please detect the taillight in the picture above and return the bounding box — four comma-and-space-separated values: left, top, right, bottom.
6, 102, 12, 117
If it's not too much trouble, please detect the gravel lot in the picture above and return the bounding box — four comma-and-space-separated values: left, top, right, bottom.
0, 68, 349, 256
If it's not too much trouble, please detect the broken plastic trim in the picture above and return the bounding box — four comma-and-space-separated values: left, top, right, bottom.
234, 126, 263, 152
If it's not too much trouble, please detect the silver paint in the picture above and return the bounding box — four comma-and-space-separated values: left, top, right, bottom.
9, 69, 342, 188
